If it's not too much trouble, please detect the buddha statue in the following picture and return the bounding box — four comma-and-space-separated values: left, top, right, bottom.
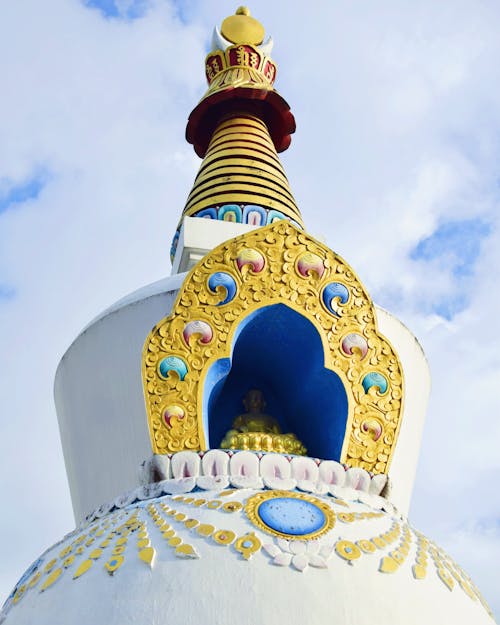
220, 389, 307, 455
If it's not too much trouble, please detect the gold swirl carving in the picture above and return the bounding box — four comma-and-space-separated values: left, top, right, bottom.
142, 221, 404, 473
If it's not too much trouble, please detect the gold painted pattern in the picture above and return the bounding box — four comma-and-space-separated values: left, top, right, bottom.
143, 220, 404, 473
155, 500, 259, 559
338, 511, 384, 523
379, 523, 411, 573
4, 490, 492, 618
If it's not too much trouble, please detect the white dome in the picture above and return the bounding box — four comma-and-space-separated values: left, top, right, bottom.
2, 478, 494, 625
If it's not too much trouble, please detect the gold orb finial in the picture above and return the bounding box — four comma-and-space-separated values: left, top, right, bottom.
221, 6, 265, 45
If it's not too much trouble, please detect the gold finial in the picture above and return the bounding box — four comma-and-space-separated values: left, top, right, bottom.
221, 7, 265, 45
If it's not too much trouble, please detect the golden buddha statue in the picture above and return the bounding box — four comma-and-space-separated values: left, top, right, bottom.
220, 389, 307, 455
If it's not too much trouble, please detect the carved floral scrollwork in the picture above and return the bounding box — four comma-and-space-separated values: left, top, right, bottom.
142, 221, 404, 473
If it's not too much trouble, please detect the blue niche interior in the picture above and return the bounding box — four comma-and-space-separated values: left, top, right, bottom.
202, 304, 349, 460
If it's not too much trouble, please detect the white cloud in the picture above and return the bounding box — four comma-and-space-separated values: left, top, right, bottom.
0, 0, 499, 620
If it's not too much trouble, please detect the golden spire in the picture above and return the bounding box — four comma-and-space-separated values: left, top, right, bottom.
172, 7, 303, 250
183, 113, 302, 223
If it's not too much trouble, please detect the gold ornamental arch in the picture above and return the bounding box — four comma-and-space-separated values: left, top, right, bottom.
142, 221, 403, 474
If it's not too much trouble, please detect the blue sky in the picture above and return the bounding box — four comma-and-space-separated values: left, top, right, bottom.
0, 0, 499, 620
0, 172, 47, 215
0, 285, 15, 300
84, 0, 150, 19
84, 0, 195, 22
412, 218, 491, 279
411, 218, 492, 319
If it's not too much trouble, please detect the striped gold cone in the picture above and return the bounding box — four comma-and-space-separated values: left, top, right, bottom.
181, 114, 303, 226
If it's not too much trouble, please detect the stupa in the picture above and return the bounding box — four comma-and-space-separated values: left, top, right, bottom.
1, 8, 495, 625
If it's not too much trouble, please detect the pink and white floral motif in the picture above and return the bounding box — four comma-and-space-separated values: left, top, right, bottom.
341, 333, 369, 359
236, 248, 265, 273
183, 320, 213, 345
296, 252, 325, 278
263, 539, 334, 572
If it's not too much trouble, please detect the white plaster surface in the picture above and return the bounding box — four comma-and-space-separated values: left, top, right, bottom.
54, 275, 185, 523
171, 216, 259, 274
376, 308, 431, 514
